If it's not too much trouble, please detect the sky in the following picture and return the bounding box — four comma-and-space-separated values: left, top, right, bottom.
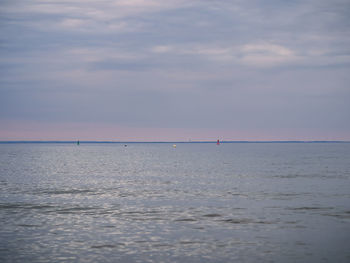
0, 0, 349, 141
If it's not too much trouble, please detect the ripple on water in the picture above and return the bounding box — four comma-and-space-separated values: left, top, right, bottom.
202, 213, 222, 218
17, 224, 42, 227
0, 203, 56, 210
220, 218, 275, 224
322, 211, 350, 220
55, 206, 105, 215
175, 218, 197, 222
287, 206, 334, 211
39, 189, 95, 195
91, 244, 123, 249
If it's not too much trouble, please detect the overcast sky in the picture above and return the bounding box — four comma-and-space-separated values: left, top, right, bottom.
1, 0, 349, 141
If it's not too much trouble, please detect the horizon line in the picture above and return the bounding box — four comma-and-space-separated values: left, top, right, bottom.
0, 140, 349, 144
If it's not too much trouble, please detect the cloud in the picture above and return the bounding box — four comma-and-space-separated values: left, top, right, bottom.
239, 43, 298, 67
151, 45, 174, 54
1, 0, 350, 140
0, 0, 193, 34
148, 42, 297, 67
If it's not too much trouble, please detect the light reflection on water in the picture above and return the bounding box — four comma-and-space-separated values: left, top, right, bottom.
0, 143, 350, 262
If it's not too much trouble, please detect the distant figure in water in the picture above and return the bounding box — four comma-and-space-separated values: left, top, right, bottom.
124, 145, 127, 147
217, 139, 220, 145
77, 140, 80, 145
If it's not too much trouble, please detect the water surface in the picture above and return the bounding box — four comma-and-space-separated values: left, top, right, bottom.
0, 143, 349, 262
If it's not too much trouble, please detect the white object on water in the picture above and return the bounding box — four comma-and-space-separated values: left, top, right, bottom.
173, 144, 176, 148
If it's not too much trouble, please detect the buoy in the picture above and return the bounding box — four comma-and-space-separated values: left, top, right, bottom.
217, 139, 220, 145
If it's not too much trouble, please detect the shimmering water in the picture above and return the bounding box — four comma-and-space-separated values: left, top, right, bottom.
0, 142, 349, 262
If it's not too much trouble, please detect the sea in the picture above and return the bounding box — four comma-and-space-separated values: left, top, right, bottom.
0, 142, 349, 262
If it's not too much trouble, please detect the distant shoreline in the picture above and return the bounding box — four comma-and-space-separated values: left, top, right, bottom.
0, 141, 349, 144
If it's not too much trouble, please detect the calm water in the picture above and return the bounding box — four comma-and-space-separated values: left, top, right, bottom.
0, 142, 349, 262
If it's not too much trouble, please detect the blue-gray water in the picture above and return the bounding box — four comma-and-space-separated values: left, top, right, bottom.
0, 143, 349, 262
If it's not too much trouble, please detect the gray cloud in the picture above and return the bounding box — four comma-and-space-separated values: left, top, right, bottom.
1, 0, 350, 140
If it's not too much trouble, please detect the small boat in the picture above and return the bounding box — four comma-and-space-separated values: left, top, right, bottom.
217, 139, 220, 145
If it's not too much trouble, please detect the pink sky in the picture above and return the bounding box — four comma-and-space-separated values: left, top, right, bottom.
1, 121, 348, 141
